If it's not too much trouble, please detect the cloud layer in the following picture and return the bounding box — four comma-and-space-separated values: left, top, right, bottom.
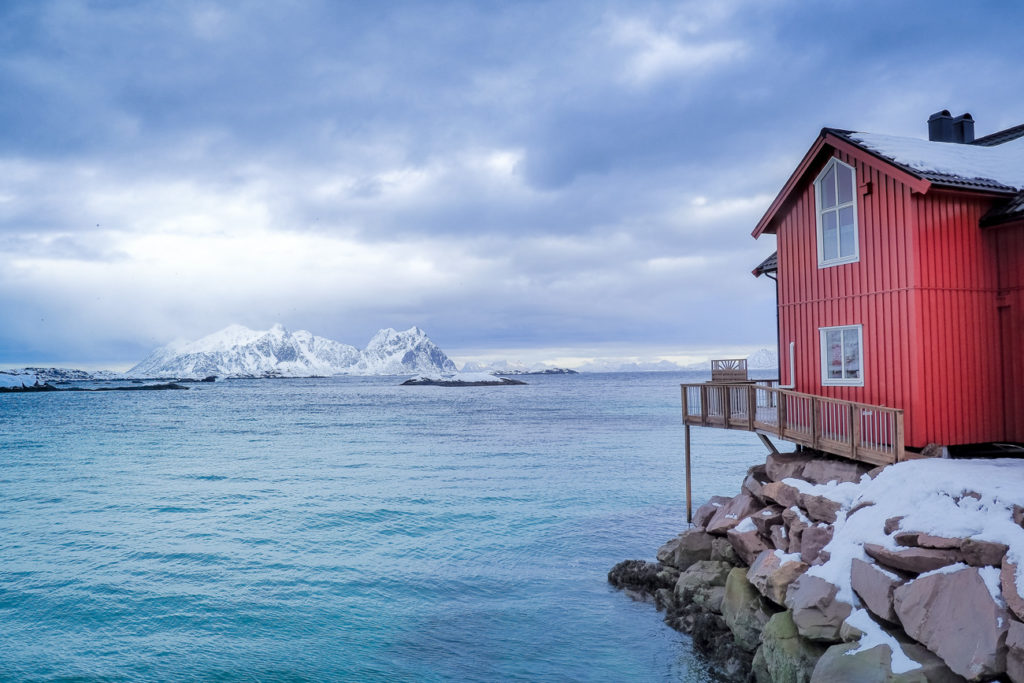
2, 0, 1022, 366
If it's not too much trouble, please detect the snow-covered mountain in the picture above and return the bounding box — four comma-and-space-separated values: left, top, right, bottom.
745, 348, 779, 370
126, 324, 456, 378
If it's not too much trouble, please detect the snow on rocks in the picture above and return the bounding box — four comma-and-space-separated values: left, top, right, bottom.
611, 453, 1024, 682
893, 565, 1011, 679
0, 371, 38, 388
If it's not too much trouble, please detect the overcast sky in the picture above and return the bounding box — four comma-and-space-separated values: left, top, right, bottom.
2, 0, 1022, 368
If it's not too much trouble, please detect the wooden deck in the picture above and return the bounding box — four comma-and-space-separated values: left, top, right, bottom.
681, 382, 905, 467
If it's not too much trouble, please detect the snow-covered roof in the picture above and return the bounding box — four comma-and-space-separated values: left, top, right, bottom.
844, 131, 1024, 193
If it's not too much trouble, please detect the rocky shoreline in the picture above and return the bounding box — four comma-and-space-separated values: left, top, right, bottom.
609, 450, 1024, 682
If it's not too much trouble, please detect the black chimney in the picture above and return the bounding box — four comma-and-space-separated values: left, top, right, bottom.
928, 110, 954, 142
953, 113, 975, 143
928, 109, 975, 143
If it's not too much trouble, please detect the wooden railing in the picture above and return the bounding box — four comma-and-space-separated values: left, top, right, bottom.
682, 382, 904, 466
710, 358, 748, 383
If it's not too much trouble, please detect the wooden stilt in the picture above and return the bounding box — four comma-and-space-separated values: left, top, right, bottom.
685, 423, 692, 525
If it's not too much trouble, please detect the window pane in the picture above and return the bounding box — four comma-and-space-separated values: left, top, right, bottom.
843, 329, 860, 379
826, 331, 843, 379
822, 211, 838, 261
821, 165, 837, 208
837, 164, 854, 204
838, 207, 855, 257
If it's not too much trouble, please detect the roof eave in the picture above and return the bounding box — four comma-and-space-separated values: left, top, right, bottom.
752, 129, 932, 239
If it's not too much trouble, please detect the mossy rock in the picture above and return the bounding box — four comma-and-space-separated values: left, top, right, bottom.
756, 610, 826, 683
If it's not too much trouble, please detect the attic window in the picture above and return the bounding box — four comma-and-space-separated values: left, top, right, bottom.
814, 158, 859, 267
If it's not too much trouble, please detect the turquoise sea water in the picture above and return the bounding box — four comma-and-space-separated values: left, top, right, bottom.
0, 372, 768, 681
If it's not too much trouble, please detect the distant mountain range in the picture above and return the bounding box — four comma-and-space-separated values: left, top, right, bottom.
126, 324, 457, 378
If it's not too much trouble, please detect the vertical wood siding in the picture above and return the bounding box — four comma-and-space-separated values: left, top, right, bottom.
776, 149, 919, 441
992, 221, 1024, 441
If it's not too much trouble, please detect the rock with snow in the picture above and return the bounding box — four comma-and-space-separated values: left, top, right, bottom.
761, 481, 802, 508
127, 324, 456, 378
893, 565, 1009, 680
401, 372, 525, 386
851, 558, 906, 625
705, 493, 761, 536
864, 544, 963, 575
766, 451, 813, 482
1007, 620, 1024, 683
785, 574, 852, 643
726, 525, 771, 566
1002, 558, 1024, 622
692, 495, 732, 530
747, 549, 808, 607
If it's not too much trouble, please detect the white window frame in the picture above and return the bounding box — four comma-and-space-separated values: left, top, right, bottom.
819, 324, 864, 387
814, 157, 859, 268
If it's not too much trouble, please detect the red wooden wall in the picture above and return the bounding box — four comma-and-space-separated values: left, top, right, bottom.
773, 146, 1024, 448
991, 221, 1024, 441
775, 147, 920, 441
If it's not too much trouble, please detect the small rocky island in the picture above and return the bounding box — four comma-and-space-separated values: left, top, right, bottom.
401, 372, 526, 387
610, 451, 1024, 682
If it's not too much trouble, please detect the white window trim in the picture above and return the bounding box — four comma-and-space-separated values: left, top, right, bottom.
819, 324, 864, 387
814, 157, 859, 268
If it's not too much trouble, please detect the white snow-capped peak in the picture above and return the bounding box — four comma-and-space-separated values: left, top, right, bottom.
127, 323, 455, 379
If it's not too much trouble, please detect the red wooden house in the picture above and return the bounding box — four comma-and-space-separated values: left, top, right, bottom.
682, 111, 1024, 474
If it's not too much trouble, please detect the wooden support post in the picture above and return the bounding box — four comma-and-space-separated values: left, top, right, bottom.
685, 423, 693, 524
850, 405, 860, 462
757, 432, 780, 455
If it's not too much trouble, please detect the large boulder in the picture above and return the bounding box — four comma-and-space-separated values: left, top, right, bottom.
743, 464, 770, 503
722, 567, 777, 653
710, 537, 742, 566
785, 574, 851, 643
961, 539, 1008, 568
801, 457, 870, 485
674, 560, 734, 613
751, 505, 785, 536
766, 451, 814, 482
864, 543, 963, 575
762, 481, 802, 508
812, 639, 966, 683
783, 506, 812, 555
1008, 619, 1024, 683
851, 558, 905, 624
727, 526, 771, 566
705, 492, 761, 536
693, 495, 732, 529
657, 529, 714, 571
893, 566, 1010, 680
748, 549, 808, 606
798, 492, 843, 524
800, 525, 833, 565
755, 610, 827, 683
1002, 558, 1024, 622
770, 524, 789, 552
607, 559, 675, 593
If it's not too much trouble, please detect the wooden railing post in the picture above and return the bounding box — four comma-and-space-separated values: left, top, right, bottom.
681, 385, 688, 424
894, 411, 905, 463
700, 385, 709, 426
811, 397, 821, 451
747, 385, 757, 430
849, 405, 859, 462
778, 390, 787, 439
722, 386, 731, 428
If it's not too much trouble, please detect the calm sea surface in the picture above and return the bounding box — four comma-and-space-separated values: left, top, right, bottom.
0, 372, 769, 681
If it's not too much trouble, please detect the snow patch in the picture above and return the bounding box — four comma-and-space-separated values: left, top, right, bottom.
843, 608, 921, 673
